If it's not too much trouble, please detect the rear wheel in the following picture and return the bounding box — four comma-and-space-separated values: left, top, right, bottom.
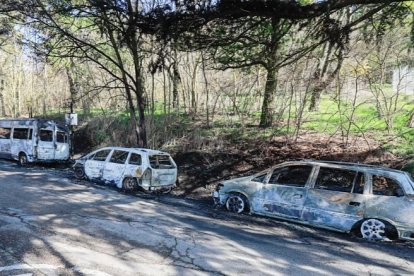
122, 177, 137, 192
225, 193, 249, 214
18, 153, 28, 166
359, 219, 398, 241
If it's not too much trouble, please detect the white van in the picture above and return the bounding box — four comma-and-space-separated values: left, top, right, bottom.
0, 119, 70, 165
73, 147, 177, 193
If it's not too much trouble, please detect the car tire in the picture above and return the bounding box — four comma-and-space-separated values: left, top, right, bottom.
225, 193, 249, 214
359, 218, 398, 241
122, 177, 137, 193
74, 166, 85, 179
18, 153, 28, 167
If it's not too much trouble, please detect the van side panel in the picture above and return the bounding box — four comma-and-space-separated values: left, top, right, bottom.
10, 120, 35, 161
0, 121, 14, 159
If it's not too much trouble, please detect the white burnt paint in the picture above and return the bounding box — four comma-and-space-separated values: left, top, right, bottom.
75, 147, 177, 192
213, 160, 414, 241
0, 119, 70, 163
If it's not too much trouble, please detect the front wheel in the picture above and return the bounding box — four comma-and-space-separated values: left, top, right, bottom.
74, 166, 85, 179
225, 193, 249, 214
360, 219, 398, 241
122, 177, 137, 193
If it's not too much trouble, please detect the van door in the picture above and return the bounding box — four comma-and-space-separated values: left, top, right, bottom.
102, 150, 129, 184
55, 130, 70, 160
0, 127, 12, 158
258, 165, 313, 219
302, 167, 366, 231
149, 154, 177, 187
37, 129, 55, 160
11, 128, 31, 159
84, 149, 112, 180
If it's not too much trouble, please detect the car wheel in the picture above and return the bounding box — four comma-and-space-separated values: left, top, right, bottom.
74, 166, 85, 179
18, 153, 28, 166
122, 177, 137, 192
226, 193, 249, 214
360, 219, 398, 241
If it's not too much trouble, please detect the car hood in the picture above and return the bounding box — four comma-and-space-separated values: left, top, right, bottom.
223, 176, 251, 185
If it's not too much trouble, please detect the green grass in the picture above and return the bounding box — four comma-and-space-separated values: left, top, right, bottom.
37, 94, 414, 158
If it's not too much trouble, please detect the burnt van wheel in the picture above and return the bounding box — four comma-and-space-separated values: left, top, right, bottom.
18, 153, 28, 166
74, 166, 85, 179
122, 178, 137, 192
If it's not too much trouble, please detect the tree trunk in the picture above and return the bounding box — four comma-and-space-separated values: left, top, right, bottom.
259, 17, 279, 128
259, 66, 278, 127
0, 79, 5, 117
128, 35, 147, 148
171, 61, 181, 109
408, 110, 414, 128
66, 61, 77, 113
171, 50, 181, 109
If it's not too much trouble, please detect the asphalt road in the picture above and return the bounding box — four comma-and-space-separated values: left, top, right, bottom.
0, 160, 413, 276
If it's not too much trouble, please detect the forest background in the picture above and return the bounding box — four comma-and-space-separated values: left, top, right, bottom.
0, 0, 413, 196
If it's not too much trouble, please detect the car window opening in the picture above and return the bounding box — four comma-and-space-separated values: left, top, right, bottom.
149, 155, 175, 169
269, 165, 312, 187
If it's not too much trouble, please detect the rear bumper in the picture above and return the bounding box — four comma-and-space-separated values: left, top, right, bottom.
145, 184, 176, 192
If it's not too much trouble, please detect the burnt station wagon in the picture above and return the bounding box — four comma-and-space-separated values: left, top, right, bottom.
74, 147, 177, 193
213, 161, 414, 241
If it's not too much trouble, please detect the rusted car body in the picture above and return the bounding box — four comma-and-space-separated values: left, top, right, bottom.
0, 119, 70, 165
213, 161, 414, 241
74, 147, 177, 193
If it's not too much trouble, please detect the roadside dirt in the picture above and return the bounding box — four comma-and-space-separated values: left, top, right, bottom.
37, 131, 409, 200
172, 133, 407, 199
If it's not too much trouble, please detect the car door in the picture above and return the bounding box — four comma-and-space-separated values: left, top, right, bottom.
302, 166, 366, 231
258, 165, 314, 219
102, 150, 129, 184
55, 130, 69, 160
124, 152, 143, 176
37, 129, 55, 160
364, 174, 409, 227
84, 149, 112, 180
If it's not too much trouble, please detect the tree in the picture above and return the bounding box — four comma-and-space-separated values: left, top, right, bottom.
20, 0, 151, 147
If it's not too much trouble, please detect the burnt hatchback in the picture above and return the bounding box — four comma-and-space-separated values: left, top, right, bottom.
213, 161, 414, 241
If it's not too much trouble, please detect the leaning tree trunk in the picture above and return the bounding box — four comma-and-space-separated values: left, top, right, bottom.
106, 22, 147, 147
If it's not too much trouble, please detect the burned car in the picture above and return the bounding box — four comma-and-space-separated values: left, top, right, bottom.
213, 161, 414, 241
74, 147, 177, 193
